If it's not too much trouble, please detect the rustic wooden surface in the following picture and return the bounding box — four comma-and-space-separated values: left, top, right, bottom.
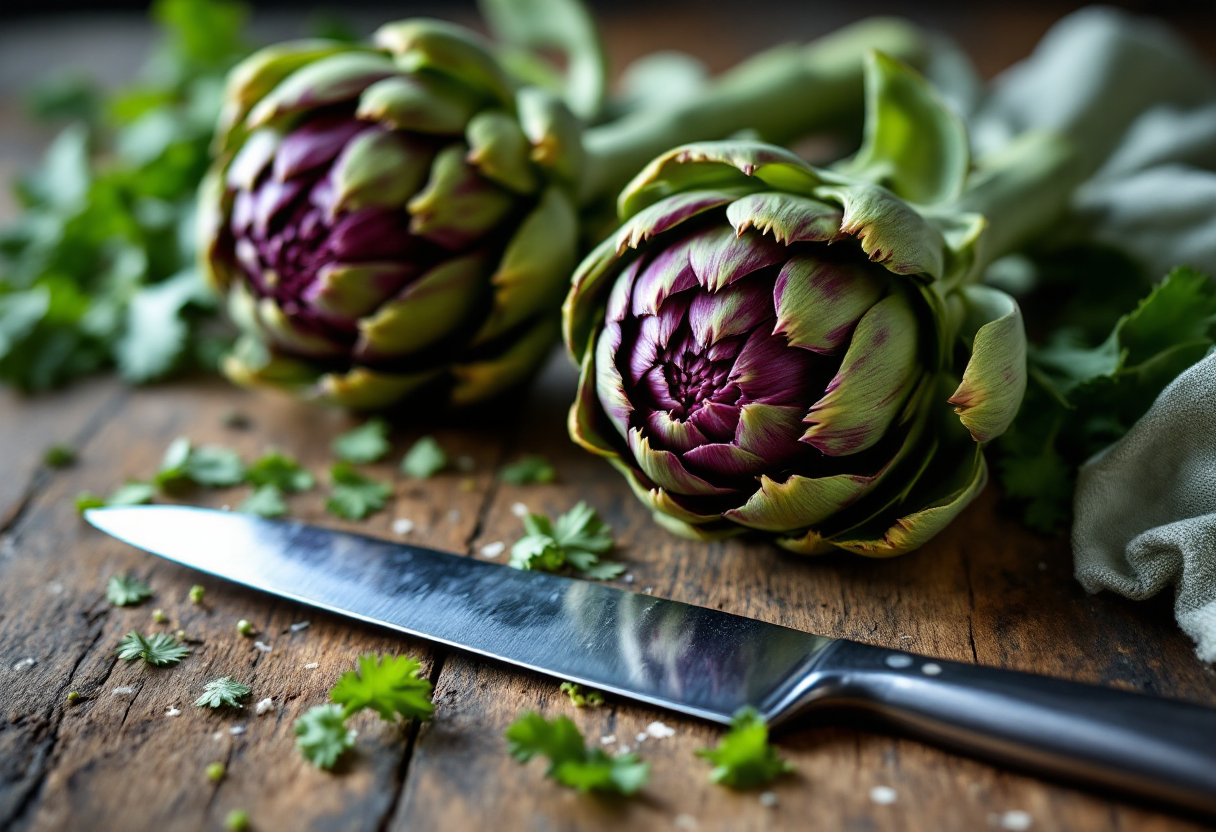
4, 5, 1216, 832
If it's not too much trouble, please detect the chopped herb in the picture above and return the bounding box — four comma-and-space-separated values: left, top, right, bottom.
400, 436, 447, 479
332, 418, 390, 463
116, 630, 190, 666
499, 455, 556, 485
509, 502, 624, 579
155, 437, 245, 489
43, 444, 76, 468
236, 619, 255, 637
76, 481, 156, 513
189, 584, 205, 604
66, 691, 81, 704
205, 762, 226, 782
330, 654, 434, 722
224, 809, 251, 832
696, 707, 793, 788
559, 682, 604, 708
195, 676, 252, 709
222, 410, 251, 429
295, 704, 356, 770
152, 608, 168, 624
245, 451, 314, 492
505, 712, 650, 795
237, 484, 288, 518
106, 573, 152, 606
325, 462, 391, 520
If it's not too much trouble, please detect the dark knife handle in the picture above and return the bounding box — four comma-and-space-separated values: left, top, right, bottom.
802, 639, 1216, 815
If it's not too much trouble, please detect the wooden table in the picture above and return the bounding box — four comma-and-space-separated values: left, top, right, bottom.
3, 6, 1216, 832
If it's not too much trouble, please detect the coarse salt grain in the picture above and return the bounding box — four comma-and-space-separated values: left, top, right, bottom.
480, 541, 505, 559
289, 621, 310, 633
166, 707, 181, 717
646, 721, 675, 739
12, 657, 36, 671
229, 726, 246, 736
112, 686, 134, 696
447, 509, 461, 524
600, 734, 616, 745
47, 582, 64, 594
674, 814, 698, 831
510, 502, 529, 518
303, 662, 319, 669
253, 641, 272, 653
759, 792, 779, 808
870, 786, 897, 805
392, 518, 415, 536
643, 587, 654, 594
996, 810, 1032, 831
255, 698, 275, 715
635, 733, 648, 743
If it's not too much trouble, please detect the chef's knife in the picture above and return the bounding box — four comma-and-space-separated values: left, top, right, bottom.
86, 505, 1216, 815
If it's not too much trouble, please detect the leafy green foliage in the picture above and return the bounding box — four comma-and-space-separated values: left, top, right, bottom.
559, 682, 604, 708
106, 573, 152, 606
498, 455, 557, 484
75, 480, 156, 513
696, 707, 793, 788
330, 654, 434, 722
295, 704, 356, 770
116, 630, 190, 666
195, 676, 252, 708
509, 501, 624, 579
400, 436, 447, 479
0, 0, 252, 392
325, 463, 391, 520
245, 451, 314, 492
996, 266, 1216, 532
237, 484, 288, 518
43, 444, 76, 468
154, 437, 245, 489
332, 418, 391, 464
505, 712, 650, 795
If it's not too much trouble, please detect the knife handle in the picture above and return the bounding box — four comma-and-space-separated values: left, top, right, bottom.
801, 639, 1216, 815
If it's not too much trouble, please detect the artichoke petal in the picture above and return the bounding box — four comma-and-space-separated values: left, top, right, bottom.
226, 129, 280, 191
517, 87, 584, 184
450, 315, 559, 406
594, 321, 632, 441
472, 187, 578, 346
407, 144, 516, 249
374, 19, 515, 106
803, 292, 921, 455
246, 52, 397, 129
570, 328, 623, 459
256, 297, 348, 358
330, 129, 435, 215
222, 334, 319, 388
613, 189, 743, 254
355, 252, 488, 358
197, 167, 234, 292
816, 182, 946, 278
465, 109, 539, 193
307, 262, 416, 322
725, 192, 842, 245
773, 255, 886, 354
947, 285, 1027, 442
617, 462, 724, 527
356, 74, 479, 134
628, 428, 738, 497
651, 510, 748, 542
317, 366, 443, 410
687, 224, 786, 293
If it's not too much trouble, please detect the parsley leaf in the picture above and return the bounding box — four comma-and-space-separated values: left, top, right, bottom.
505, 712, 650, 795
559, 682, 604, 708
509, 502, 624, 579
325, 463, 391, 520
44, 444, 76, 468
696, 707, 793, 788
245, 451, 314, 492
76, 481, 156, 513
330, 654, 434, 722
106, 573, 152, 606
401, 436, 447, 479
238, 484, 288, 518
195, 676, 252, 708
155, 437, 245, 489
332, 418, 390, 463
498, 455, 556, 485
295, 704, 356, 770
116, 630, 190, 666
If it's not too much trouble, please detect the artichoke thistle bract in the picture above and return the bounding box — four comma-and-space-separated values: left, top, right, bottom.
565, 54, 1073, 556
199, 21, 584, 409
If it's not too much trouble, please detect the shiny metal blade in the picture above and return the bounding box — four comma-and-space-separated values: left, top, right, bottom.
86, 506, 832, 724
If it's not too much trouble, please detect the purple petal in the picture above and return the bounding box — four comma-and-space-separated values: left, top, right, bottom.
733, 403, 806, 462
594, 321, 632, 441
274, 117, 368, 182
688, 276, 773, 348
627, 428, 737, 497
640, 366, 681, 412
231, 189, 256, 235
631, 238, 698, 317
325, 209, 417, 261
646, 411, 707, 454
688, 401, 740, 442
252, 178, 306, 236
731, 327, 819, 406
607, 258, 642, 323
686, 224, 786, 292
683, 442, 766, 478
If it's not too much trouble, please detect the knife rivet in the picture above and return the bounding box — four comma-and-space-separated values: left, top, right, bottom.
885, 654, 913, 669
922, 663, 942, 676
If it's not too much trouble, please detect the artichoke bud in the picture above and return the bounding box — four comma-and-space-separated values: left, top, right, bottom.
201, 18, 585, 410
564, 53, 1029, 557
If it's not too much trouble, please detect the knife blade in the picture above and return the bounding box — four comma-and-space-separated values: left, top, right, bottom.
86, 505, 1216, 815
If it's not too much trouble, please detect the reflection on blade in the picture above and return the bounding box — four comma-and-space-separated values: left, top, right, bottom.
86, 506, 833, 723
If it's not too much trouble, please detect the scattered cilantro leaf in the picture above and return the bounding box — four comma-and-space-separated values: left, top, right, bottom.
330, 654, 434, 722
245, 451, 314, 492
559, 682, 604, 708
295, 704, 356, 770
223, 809, 251, 832
77, 481, 156, 513
75, 493, 106, 512
401, 436, 447, 479
195, 676, 252, 708
325, 463, 391, 520
498, 455, 556, 485
106, 573, 152, 606
154, 437, 245, 489
696, 707, 793, 788
205, 762, 226, 782
505, 712, 649, 795
116, 630, 190, 666
44, 444, 76, 468
238, 484, 288, 518
332, 418, 390, 463
509, 502, 623, 579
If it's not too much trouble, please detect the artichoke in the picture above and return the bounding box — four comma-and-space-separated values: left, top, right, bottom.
564, 54, 1079, 556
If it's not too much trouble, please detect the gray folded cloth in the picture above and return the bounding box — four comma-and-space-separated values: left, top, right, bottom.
1073, 354, 1216, 661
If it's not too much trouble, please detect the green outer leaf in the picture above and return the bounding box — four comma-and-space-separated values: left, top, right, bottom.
479, 0, 608, 120
465, 109, 539, 193
245, 51, 396, 128
842, 51, 969, 206
516, 87, 584, 184
815, 182, 945, 277
316, 366, 443, 411
450, 315, 560, 406
948, 285, 1027, 442
373, 19, 515, 106
330, 130, 433, 215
